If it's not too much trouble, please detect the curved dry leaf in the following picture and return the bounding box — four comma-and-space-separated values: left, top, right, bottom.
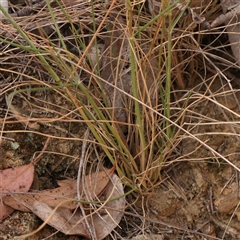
226, 22, 240, 66
0, 202, 14, 222
90, 174, 125, 240
0, 163, 34, 221
221, 0, 239, 14
0, 163, 34, 198
211, 1, 240, 65
53, 207, 90, 236
56, 179, 73, 188
83, 167, 115, 201
3, 194, 31, 212
30, 201, 89, 237
4, 168, 114, 211
4, 184, 78, 212
19, 174, 125, 239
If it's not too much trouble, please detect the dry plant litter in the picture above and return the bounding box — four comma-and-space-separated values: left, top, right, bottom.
1, 0, 240, 239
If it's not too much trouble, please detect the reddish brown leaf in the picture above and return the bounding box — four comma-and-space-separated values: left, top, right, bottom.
19, 174, 125, 239
0, 202, 14, 222
56, 179, 73, 188
0, 163, 34, 221
50, 174, 125, 238
82, 167, 115, 201
0, 163, 34, 198
30, 201, 89, 237
91, 174, 125, 240
56, 173, 125, 239
3, 184, 78, 211
4, 168, 114, 211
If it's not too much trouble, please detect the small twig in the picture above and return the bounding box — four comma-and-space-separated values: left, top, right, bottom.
77, 128, 90, 199
208, 214, 239, 239
38, 122, 77, 138
32, 137, 51, 165
76, 128, 96, 239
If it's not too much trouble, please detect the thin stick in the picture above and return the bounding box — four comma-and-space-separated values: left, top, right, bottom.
32, 137, 51, 165
76, 128, 96, 239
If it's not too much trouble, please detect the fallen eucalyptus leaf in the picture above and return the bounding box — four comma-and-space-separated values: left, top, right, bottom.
0, 202, 14, 222
211, 0, 240, 65
31, 201, 89, 237
19, 174, 125, 239
4, 167, 114, 211
0, 163, 34, 198
90, 173, 125, 240
0, 163, 34, 221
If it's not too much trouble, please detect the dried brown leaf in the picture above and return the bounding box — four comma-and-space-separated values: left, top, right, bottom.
20, 174, 125, 239
83, 167, 115, 201
0, 163, 34, 198
0, 163, 34, 221
226, 21, 240, 66
0, 202, 14, 222
101, 13, 130, 126
31, 201, 89, 237
3, 185, 77, 212
101, 12, 159, 130
90, 173, 125, 240
211, 1, 240, 65
4, 168, 114, 211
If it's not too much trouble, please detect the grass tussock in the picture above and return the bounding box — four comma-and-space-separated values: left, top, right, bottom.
1, 0, 239, 199
4, 1, 240, 239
